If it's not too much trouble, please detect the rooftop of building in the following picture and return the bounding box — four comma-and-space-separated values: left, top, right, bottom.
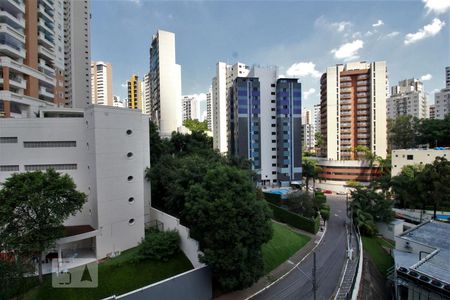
395, 220, 450, 284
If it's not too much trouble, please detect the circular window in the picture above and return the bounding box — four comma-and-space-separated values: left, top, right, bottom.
128, 218, 135, 225
127, 152, 133, 158
127, 176, 133, 181
126, 129, 133, 135
128, 197, 135, 204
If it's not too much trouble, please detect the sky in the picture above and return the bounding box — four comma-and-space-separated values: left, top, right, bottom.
91, 0, 450, 111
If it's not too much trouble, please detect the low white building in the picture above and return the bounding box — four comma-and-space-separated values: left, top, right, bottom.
391, 149, 450, 176
0, 105, 150, 265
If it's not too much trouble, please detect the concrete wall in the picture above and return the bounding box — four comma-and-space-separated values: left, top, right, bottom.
377, 220, 404, 241
103, 266, 212, 300
391, 149, 450, 176
149, 208, 204, 269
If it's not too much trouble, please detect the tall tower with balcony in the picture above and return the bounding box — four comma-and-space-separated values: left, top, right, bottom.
320, 61, 387, 160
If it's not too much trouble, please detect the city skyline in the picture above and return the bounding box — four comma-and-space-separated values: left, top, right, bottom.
91, 0, 450, 110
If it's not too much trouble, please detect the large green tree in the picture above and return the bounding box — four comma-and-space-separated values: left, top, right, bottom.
387, 116, 419, 150
183, 119, 208, 132
0, 169, 86, 282
350, 187, 394, 236
416, 116, 450, 147
183, 164, 272, 291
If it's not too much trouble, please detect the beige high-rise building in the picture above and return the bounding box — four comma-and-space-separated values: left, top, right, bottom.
320, 61, 388, 160
0, 0, 91, 117
387, 79, 428, 120
91, 61, 112, 106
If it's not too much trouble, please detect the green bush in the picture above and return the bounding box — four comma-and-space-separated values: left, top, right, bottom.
263, 192, 282, 205
134, 230, 181, 262
268, 202, 319, 234
320, 206, 330, 221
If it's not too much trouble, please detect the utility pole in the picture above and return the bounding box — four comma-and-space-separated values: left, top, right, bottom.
313, 251, 317, 300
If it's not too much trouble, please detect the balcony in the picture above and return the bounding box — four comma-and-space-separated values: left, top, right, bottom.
38, 3, 53, 22
39, 86, 54, 100
341, 117, 351, 122
38, 45, 54, 61
0, 10, 25, 30
357, 92, 368, 98
0, 23, 25, 44
38, 31, 53, 49
357, 74, 368, 80
357, 134, 369, 139
38, 18, 53, 35
341, 129, 351, 133
340, 99, 351, 105
0, 75, 26, 89
38, 59, 54, 76
357, 104, 369, 110
341, 134, 352, 139
341, 105, 351, 110
0, 0, 25, 14
340, 76, 351, 82
357, 80, 368, 86
340, 122, 351, 128
357, 86, 368, 92
357, 116, 369, 121
0, 41, 25, 59
357, 122, 368, 127
341, 111, 351, 116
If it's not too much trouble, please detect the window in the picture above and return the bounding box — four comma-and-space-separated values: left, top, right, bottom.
126, 129, 133, 135
25, 164, 77, 171
128, 218, 135, 225
128, 197, 135, 204
0, 165, 19, 172
0, 137, 18, 143
407, 155, 413, 160
127, 176, 134, 181
24, 141, 77, 148
127, 152, 134, 158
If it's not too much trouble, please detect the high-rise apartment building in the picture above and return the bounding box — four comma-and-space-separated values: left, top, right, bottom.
142, 73, 150, 115
0, 0, 90, 117
229, 65, 302, 186
90, 61, 112, 106
320, 61, 388, 160
149, 30, 182, 137
434, 67, 450, 120
182, 95, 198, 122
301, 108, 314, 151
211, 62, 249, 152
429, 104, 436, 119
313, 103, 321, 140
127, 74, 141, 110
206, 87, 212, 131
63, 0, 91, 108
387, 79, 428, 119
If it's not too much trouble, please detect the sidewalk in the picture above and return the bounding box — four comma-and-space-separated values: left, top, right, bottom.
215, 220, 327, 300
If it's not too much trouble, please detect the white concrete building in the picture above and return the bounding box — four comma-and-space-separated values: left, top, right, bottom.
149, 30, 182, 137
182, 94, 204, 122
211, 62, 249, 153
446, 66, 450, 89
142, 73, 150, 115
0, 105, 150, 262
391, 149, 450, 176
387, 79, 428, 119
113, 95, 125, 108
90, 61, 113, 106
302, 108, 315, 151
320, 61, 388, 160
206, 87, 212, 131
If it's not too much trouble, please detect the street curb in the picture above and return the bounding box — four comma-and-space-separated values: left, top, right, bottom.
245, 220, 328, 300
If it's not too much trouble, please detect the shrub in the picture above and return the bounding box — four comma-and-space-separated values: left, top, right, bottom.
320, 204, 330, 221
135, 230, 180, 262
268, 202, 319, 234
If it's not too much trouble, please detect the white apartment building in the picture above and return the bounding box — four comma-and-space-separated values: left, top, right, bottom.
387, 79, 428, 119
90, 61, 112, 106
211, 62, 249, 152
142, 73, 150, 115
391, 149, 450, 176
182, 95, 200, 122
434, 67, 450, 120
313, 103, 321, 145
206, 87, 212, 131
149, 30, 182, 137
320, 61, 388, 160
302, 108, 315, 151
0, 105, 150, 263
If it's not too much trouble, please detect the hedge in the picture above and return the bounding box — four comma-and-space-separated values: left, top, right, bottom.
268, 202, 320, 234
263, 192, 282, 205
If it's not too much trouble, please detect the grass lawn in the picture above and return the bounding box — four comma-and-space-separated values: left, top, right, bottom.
262, 222, 311, 274
362, 236, 394, 276
23, 247, 193, 300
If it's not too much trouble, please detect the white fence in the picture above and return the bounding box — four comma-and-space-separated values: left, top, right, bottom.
149, 207, 204, 269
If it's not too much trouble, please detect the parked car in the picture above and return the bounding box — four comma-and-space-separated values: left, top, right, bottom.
323, 190, 333, 194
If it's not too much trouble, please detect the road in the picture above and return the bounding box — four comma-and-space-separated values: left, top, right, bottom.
252, 195, 348, 300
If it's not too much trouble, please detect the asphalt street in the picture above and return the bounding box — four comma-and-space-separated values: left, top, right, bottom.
252, 195, 348, 300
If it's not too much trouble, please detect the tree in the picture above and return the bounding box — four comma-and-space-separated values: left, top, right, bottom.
149, 120, 167, 164
416, 116, 450, 147
183, 164, 272, 291
315, 132, 325, 155
183, 119, 208, 132
286, 192, 316, 218
0, 169, 87, 283
388, 116, 418, 150
416, 157, 450, 219
302, 158, 320, 192
350, 187, 394, 236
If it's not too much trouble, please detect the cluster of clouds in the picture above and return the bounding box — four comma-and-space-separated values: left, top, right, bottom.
283, 0, 449, 103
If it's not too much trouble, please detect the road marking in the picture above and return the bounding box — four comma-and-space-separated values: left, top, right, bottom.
287, 260, 294, 265
335, 214, 339, 217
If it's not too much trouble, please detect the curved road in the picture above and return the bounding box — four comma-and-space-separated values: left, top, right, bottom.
252, 195, 348, 300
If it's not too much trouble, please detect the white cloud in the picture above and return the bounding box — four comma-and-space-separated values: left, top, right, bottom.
372, 20, 384, 27
315, 16, 352, 33
364, 31, 375, 37
121, 82, 127, 88
331, 40, 364, 60
352, 32, 362, 39
286, 62, 322, 78
185, 93, 207, 101
385, 31, 400, 38
404, 18, 446, 45
420, 74, 432, 81
423, 0, 450, 14
303, 88, 316, 100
